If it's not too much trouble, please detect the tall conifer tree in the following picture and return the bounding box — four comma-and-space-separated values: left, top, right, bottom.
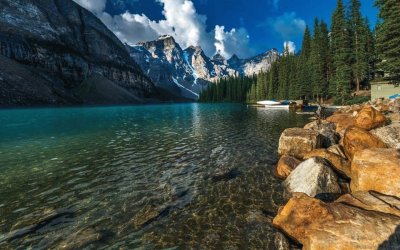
375, 0, 400, 83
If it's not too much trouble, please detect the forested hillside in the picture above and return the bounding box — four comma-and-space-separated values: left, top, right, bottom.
200, 0, 399, 104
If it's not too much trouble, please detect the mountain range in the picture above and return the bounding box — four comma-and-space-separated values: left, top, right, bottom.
0, 0, 279, 106
128, 35, 279, 99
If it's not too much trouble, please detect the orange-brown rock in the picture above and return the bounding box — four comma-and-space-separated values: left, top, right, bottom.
353, 105, 386, 130
278, 128, 321, 159
336, 191, 400, 217
303, 149, 351, 177
273, 193, 400, 250
342, 126, 386, 160
276, 155, 301, 179
350, 148, 400, 196
326, 114, 354, 135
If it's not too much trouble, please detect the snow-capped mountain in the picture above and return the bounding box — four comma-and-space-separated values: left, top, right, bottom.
127, 35, 279, 100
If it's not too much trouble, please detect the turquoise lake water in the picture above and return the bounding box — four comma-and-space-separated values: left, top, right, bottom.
0, 103, 310, 249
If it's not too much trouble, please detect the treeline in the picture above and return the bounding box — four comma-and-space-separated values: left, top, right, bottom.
199, 0, 399, 104
198, 76, 256, 102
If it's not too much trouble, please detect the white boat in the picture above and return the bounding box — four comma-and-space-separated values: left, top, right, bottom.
256, 100, 281, 105
257, 100, 291, 109
263, 105, 290, 109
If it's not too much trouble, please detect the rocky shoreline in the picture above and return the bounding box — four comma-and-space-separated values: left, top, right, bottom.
273, 98, 400, 249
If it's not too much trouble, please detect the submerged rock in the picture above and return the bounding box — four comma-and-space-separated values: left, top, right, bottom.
283, 157, 341, 198
58, 225, 113, 250
350, 148, 400, 196
209, 166, 239, 182
132, 205, 160, 229
278, 128, 321, 159
273, 193, 400, 250
208, 146, 240, 182
354, 105, 387, 130
303, 149, 351, 178
371, 123, 400, 149
343, 126, 386, 160
276, 155, 301, 179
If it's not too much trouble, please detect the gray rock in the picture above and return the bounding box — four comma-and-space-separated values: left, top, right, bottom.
304, 121, 339, 148
370, 124, 400, 149
274, 232, 291, 250
284, 157, 341, 198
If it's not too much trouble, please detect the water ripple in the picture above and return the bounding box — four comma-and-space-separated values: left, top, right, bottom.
0, 104, 311, 249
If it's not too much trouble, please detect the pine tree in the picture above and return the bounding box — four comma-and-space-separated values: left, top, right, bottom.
296, 25, 312, 100
319, 21, 331, 100
331, 0, 352, 104
365, 20, 376, 81
375, 0, 400, 83
310, 18, 325, 101
349, 0, 370, 91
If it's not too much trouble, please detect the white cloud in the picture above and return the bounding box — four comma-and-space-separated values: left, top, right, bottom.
73, 0, 106, 13
283, 41, 296, 54
73, 0, 251, 58
214, 25, 253, 58
266, 12, 306, 40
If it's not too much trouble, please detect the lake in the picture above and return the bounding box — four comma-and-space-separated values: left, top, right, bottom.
0, 103, 311, 249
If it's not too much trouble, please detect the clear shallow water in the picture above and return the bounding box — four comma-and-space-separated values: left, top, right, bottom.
0, 103, 310, 249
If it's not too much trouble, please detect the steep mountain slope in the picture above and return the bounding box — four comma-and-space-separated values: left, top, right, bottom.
128, 36, 279, 99
0, 0, 172, 106
127, 36, 209, 100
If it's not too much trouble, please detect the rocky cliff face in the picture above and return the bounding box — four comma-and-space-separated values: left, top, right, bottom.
0, 0, 168, 106
128, 35, 208, 100
128, 36, 279, 100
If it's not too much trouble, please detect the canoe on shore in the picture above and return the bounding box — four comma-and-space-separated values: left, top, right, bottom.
256, 100, 282, 105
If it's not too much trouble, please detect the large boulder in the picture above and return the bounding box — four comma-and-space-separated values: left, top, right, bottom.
342, 126, 387, 160
278, 128, 321, 159
326, 114, 354, 136
273, 193, 400, 250
354, 105, 386, 130
283, 157, 341, 198
303, 121, 339, 148
371, 123, 400, 149
350, 148, 400, 196
276, 155, 301, 179
303, 149, 351, 178
336, 191, 400, 217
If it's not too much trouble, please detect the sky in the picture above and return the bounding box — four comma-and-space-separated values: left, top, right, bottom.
73, 0, 378, 59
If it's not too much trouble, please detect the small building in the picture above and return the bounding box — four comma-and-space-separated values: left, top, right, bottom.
371, 82, 400, 101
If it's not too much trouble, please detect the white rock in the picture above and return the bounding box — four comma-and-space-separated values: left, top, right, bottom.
370, 124, 400, 149
284, 157, 341, 198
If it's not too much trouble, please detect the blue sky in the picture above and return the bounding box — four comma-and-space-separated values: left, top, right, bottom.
75, 0, 378, 58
